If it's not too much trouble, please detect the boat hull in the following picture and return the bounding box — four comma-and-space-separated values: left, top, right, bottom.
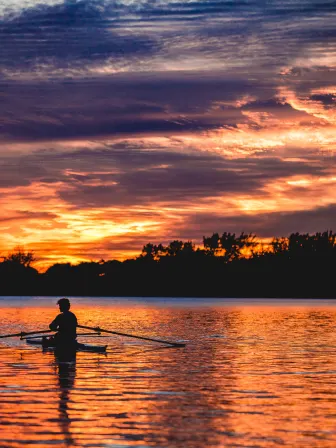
25, 337, 107, 353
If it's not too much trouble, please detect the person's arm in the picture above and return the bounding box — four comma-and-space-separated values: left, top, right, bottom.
49, 314, 60, 331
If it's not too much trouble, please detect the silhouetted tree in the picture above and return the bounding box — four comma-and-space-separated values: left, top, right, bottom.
0, 246, 38, 294
181, 241, 195, 255
141, 243, 165, 260
270, 237, 289, 255
45, 263, 73, 276
203, 233, 220, 255
166, 240, 184, 257
3, 246, 36, 267
219, 232, 256, 261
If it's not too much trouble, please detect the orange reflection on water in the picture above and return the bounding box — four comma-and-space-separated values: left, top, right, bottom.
1, 300, 336, 447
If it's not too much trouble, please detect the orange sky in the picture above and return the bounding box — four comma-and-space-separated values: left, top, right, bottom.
1, 0, 335, 271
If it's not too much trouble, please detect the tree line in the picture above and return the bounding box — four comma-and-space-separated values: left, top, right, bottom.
0, 231, 335, 297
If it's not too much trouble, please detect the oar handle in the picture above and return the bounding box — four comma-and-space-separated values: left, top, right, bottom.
77, 324, 185, 347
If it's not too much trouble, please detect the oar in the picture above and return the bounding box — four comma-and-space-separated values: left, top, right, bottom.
21, 334, 55, 340
0, 329, 53, 339
77, 324, 185, 347
76, 332, 102, 336
76, 333, 108, 338
20, 333, 108, 342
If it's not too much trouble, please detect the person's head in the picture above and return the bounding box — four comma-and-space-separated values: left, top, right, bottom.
57, 297, 70, 312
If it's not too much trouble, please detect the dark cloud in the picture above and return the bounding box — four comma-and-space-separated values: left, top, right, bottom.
0, 0, 158, 69
0, 210, 58, 223
280, 66, 336, 105
310, 94, 336, 108
187, 1, 336, 70
0, 142, 331, 206
0, 75, 261, 142
51, 147, 267, 207
135, 0, 335, 22
135, 0, 257, 19
1, 0, 334, 144
242, 99, 303, 115
0, 159, 49, 187
45, 146, 329, 207
47, 143, 333, 176
175, 204, 336, 241
2, 63, 333, 143
58, 168, 261, 207
1, 0, 334, 78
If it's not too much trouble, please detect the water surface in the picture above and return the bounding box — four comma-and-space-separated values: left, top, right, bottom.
1, 297, 336, 448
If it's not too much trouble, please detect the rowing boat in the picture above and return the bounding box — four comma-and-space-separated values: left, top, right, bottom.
1, 325, 184, 349
25, 337, 107, 353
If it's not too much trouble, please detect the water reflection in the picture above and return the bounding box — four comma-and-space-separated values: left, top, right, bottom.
54, 350, 77, 446
1, 299, 336, 447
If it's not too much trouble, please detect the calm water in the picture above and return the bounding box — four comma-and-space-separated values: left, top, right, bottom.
1, 297, 336, 448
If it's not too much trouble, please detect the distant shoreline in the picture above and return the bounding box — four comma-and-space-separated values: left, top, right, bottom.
1, 231, 335, 298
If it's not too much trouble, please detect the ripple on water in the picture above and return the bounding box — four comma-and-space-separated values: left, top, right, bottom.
1, 298, 336, 447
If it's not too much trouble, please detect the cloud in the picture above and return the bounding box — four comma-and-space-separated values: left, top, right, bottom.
0, 158, 51, 187
2, 0, 335, 80
0, 137, 332, 198
0, 141, 326, 207
0, 0, 158, 71
0, 74, 263, 142
2, 66, 333, 144
57, 167, 261, 207
0, 210, 58, 223
309, 93, 336, 108
1, 0, 335, 145
174, 203, 336, 241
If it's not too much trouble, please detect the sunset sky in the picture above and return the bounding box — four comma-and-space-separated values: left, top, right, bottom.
1, 0, 335, 270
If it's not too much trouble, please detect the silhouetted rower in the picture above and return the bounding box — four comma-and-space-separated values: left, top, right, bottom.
49, 298, 77, 344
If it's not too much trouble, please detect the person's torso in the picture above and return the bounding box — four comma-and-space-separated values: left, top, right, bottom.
56, 311, 77, 340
